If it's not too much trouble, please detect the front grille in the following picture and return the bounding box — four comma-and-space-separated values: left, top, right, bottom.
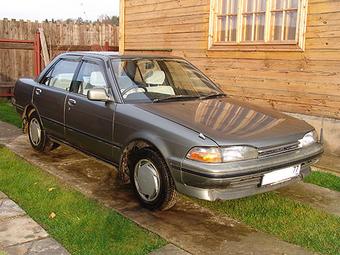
229, 175, 262, 189
258, 142, 299, 158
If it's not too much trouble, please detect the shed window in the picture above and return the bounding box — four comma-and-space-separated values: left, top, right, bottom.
209, 0, 308, 51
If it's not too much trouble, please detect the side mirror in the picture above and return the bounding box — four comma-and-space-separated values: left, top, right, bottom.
87, 88, 112, 102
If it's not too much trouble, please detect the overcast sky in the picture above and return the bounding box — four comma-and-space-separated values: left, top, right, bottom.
0, 0, 120, 21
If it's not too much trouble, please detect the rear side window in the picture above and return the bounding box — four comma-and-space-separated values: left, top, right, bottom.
72, 61, 108, 96
40, 59, 79, 91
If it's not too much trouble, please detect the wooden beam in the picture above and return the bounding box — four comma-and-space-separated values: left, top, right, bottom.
0, 92, 13, 97
0, 44, 119, 52
38, 28, 50, 66
125, 48, 173, 52
119, 0, 125, 54
0, 83, 15, 88
0, 42, 33, 50
298, 0, 308, 51
0, 38, 35, 43
208, 0, 215, 49
51, 45, 119, 51
0, 83, 14, 98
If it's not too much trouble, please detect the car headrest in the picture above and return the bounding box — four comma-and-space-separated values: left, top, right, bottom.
144, 70, 165, 85
90, 71, 106, 87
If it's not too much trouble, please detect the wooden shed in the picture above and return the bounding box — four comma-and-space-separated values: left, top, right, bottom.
119, 0, 340, 156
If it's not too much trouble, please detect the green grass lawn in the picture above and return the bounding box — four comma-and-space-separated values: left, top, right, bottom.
305, 170, 340, 192
0, 147, 166, 255
0, 100, 21, 128
193, 190, 340, 255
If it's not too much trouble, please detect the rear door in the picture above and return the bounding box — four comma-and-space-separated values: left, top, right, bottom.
64, 58, 115, 162
33, 57, 80, 139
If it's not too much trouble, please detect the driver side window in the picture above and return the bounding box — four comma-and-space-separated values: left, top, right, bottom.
72, 61, 108, 96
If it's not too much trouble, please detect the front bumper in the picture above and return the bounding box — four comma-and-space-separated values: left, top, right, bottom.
171, 143, 323, 201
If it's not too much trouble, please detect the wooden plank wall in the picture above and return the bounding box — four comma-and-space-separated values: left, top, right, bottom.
123, 0, 340, 120
0, 19, 119, 83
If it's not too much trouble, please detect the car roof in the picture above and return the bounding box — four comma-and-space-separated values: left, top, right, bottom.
59, 51, 184, 61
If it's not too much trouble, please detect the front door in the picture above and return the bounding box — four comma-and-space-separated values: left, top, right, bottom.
33, 57, 80, 139
65, 58, 115, 162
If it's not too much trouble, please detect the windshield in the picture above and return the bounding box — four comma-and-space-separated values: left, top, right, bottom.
111, 58, 222, 103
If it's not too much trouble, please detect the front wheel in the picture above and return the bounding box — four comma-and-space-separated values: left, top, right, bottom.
129, 148, 177, 211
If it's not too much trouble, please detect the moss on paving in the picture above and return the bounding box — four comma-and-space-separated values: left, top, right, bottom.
0, 100, 21, 128
0, 147, 166, 255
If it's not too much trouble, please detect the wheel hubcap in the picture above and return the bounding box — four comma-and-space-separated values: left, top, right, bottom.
134, 159, 161, 202
29, 118, 41, 146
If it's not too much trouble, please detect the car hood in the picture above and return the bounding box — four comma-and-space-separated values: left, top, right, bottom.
135, 98, 314, 148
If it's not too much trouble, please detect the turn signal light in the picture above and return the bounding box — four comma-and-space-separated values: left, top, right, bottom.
186, 147, 222, 163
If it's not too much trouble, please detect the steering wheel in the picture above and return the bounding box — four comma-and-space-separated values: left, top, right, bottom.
121, 86, 147, 97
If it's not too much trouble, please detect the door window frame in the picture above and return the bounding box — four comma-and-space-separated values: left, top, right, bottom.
69, 57, 114, 100
38, 56, 82, 93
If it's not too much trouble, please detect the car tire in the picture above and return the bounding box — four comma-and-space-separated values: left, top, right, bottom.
27, 111, 58, 152
129, 148, 177, 211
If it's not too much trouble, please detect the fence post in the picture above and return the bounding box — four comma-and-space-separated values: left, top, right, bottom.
104, 41, 109, 51
34, 30, 41, 76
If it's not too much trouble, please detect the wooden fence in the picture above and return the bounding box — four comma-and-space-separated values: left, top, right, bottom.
0, 18, 119, 97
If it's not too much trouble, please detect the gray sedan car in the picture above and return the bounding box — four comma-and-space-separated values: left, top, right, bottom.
14, 52, 323, 210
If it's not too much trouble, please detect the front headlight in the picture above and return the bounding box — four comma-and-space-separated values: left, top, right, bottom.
298, 130, 318, 148
221, 146, 258, 162
186, 146, 258, 163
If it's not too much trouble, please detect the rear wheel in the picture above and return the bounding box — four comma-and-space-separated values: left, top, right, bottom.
27, 111, 59, 152
129, 148, 177, 211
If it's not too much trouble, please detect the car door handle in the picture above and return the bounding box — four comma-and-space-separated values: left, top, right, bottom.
68, 98, 77, 106
35, 88, 42, 95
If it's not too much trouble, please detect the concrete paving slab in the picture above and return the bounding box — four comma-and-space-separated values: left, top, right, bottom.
0, 121, 22, 144
0, 191, 69, 255
0, 199, 26, 219
276, 182, 340, 217
315, 154, 340, 177
0, 216, 48, 247
149, 244, 191, 255
4, 237, 69, 255
5, 134, 314, 255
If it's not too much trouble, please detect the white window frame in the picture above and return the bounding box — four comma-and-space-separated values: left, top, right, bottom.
208, 0, 308, 51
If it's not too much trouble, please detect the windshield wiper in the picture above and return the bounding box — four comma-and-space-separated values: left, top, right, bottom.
200, 93, 226, 100
153, 95, 200, 103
